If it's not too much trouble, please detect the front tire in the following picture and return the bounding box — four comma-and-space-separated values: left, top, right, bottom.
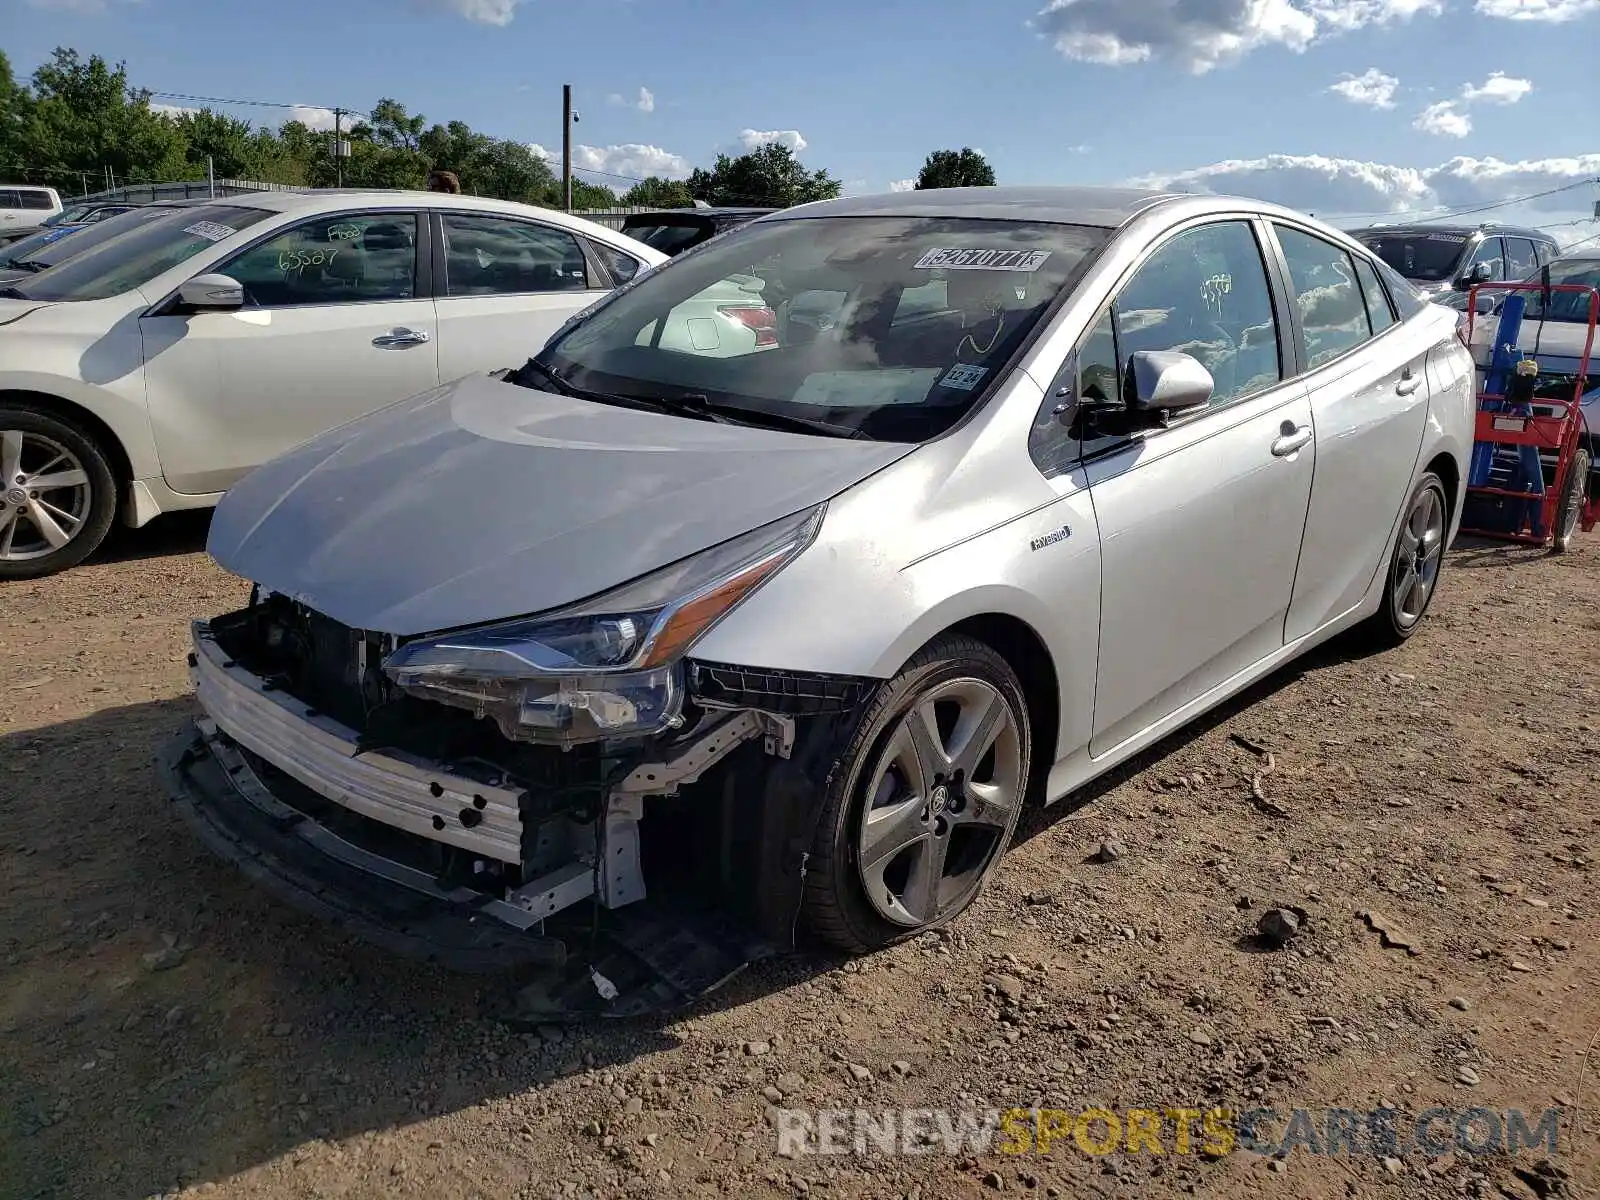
802, 635, 1031, 955
0, 406, 119, 581
1358, 470, 1449, 648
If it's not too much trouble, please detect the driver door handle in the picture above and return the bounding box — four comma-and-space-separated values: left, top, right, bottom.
1395, 367, 1421, 396
372, 327, 430, 349
1271, 422, 1313, 457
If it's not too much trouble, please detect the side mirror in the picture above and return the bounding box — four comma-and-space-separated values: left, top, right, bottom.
1455, 262, 1493, 291
1127, 350, 1214, 413
177, 273, 245, 311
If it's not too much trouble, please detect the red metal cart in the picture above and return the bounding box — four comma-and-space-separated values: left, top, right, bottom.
1461, 279, 1599, 552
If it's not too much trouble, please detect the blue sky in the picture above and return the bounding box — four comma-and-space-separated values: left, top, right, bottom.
4, 0, 1598, 238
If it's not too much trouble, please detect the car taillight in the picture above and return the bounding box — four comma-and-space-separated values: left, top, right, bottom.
718, 304, 778, 349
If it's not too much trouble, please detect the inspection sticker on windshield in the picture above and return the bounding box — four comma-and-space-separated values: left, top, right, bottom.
939, 364, 989, 391
914, 247, 1052, 272
183, 221, 236, 242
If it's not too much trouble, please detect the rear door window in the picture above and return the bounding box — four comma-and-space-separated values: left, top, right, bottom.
441, 212, 595, 295
1503, 238, 1537, 281
1273, 224, 1374, 369
0, 191, 19, 210
19, 190, 56, 211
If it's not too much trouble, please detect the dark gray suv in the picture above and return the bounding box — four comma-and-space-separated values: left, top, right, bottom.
1349, 222, 1562, 311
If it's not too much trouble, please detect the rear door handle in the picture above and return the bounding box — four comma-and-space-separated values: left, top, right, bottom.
1395, 367, 1421, 396
372, 328, 430, 348
1271, 422, 1313, 457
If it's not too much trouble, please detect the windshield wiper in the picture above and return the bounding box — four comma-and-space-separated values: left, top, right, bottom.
0, 287, 28, 299
512, 357, 694, 418
647, 393, 873, 440
9, 260, 47, 273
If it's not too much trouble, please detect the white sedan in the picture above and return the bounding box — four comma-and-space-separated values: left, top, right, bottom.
0, 191, 667, 579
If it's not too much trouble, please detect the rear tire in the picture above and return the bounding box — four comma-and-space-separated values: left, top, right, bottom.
1550, 449, 1590, 555
0, 405, 119, 581
802, 635, 1030, 955
1357, 470, 1449, 648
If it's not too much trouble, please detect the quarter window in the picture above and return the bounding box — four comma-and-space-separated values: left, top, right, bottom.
19, 190, 55, 210
442, 213, 594, 296
589, 239, 644, 284
1274, 225, 1373, 369
221, 213, 419, 307
1352, 255, 1396, 335
1114, 220, 1282, 408
1028, 307, 1119, 477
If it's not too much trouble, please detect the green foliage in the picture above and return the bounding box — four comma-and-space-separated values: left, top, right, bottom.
621, 176, 694, 208
914, 148, 997, 190
0, 46, 836, 214
686, 142, 840, 208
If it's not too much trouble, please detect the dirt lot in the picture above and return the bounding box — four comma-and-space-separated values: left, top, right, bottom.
2, 515, 1598, 1200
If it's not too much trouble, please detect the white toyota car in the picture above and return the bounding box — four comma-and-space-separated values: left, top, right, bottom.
0, 190, 668, 579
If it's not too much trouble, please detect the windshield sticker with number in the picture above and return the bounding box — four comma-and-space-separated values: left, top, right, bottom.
939, 364, 989, 391
913, 248, 1053, 272
183, 221, 237, 243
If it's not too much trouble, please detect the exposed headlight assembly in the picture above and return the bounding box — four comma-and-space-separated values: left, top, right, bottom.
381, 505, 823, 745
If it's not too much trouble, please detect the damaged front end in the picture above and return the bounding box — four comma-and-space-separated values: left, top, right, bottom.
160, 545, 878, 1019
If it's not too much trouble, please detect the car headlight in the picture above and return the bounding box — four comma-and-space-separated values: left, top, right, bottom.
380, 505, 823, 745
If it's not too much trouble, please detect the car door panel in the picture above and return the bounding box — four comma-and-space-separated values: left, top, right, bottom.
1087, 384, 1314, 754
432, 211, 610, 380
1275, 227, 1430, 641
1083, 218, 1313, 757
139, 211, 439, 496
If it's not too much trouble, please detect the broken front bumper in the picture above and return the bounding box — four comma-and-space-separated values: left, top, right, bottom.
157, 619, 830, 1014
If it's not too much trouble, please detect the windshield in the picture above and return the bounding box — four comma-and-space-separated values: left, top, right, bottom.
7, 204, 272, 302
1521, 258, 1600, 323
1355, 231, 1469, 283
540, 214, 1110, 442
46, 205, 93, 226
4, 206, 175, 271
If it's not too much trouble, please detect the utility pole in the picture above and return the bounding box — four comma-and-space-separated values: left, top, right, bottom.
333, 108, 345, 188
562, 84, 573, 213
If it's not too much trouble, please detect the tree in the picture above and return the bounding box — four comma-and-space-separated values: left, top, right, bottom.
23, 48, 188, 184
914, 148, 996, 190
172, 108, 258, 178
687, 142, 840, 208
622, 176, 693, 208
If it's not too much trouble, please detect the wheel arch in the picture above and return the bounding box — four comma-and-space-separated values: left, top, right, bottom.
945, 612, 1061, 805
0, 388, 135, 497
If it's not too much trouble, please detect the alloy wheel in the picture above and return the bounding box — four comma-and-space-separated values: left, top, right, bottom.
0, 429, 94, 562
1393, 481, 1445, 629
855, 677, 1024, 928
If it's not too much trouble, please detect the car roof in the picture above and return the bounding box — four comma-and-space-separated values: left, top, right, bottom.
762, 185, 1186, 229
1353, 222, 1554, 239
1551, 246, 1600, 262
159, 188, 667, 259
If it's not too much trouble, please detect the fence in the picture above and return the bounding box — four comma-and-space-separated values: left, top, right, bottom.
72, 178, 307, 205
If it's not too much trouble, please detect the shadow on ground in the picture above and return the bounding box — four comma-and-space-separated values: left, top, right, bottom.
97, 509, 214, 565
0, 618, 1389, 1198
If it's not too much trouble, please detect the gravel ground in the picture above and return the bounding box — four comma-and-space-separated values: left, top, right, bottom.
2, 514, 1598, 1200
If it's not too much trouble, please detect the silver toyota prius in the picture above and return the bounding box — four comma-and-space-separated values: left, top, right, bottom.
164, 186, 1475, 1010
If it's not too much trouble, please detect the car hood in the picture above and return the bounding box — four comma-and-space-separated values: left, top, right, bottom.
207, 372, 915, 636
0, 297, 52, 326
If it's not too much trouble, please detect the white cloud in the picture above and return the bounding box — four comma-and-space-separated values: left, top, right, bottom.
423, 0, 526, 23
739, 128, 808, 153
1128, 151, 1600, 218
286, 105, 341, 132
1475, 0, 1599, 19
608, 86, 655, 113
1032, 0, 1441, 73
1328, 67, 1399, 109
150, 102, 199, 119
1413, 100, 1471, 138
528, 142, 693, 181
889, 179, 917, 192
1460, 71, 1533, 104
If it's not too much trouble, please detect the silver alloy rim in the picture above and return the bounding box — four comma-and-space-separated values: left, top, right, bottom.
0, 430, 93, 562
1557, 462, 1584, 544
856, 677, 1023, 928
1393, 484, 1445, 628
